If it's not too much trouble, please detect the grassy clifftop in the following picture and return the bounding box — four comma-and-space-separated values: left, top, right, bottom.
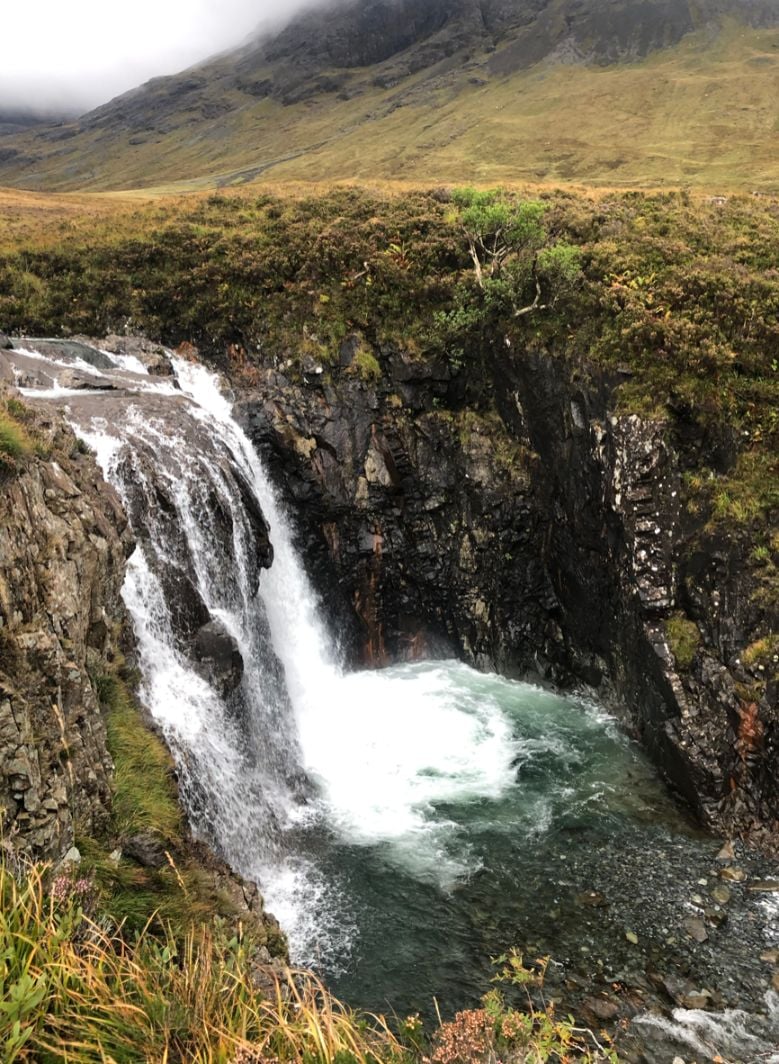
1, 182, 776, 436
0, 181, 776, 557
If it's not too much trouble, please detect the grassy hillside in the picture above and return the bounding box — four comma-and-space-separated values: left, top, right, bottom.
1, 21, 778, 193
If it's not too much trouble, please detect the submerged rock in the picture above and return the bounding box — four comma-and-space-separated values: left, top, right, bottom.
576, 890, 608, 908
683, 916, 708, 943
719, 867, 746, 882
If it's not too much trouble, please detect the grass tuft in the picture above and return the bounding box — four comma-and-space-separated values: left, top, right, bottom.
97, 673, 181, 841
0, 411, 34, 465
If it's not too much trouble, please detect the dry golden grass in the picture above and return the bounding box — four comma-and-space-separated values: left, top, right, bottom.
0, 860, 616, 1062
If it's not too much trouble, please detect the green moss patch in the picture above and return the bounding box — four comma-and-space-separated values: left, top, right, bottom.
665, 613, 702, 670
97, 673, 181, 841
742, 633, 779, 670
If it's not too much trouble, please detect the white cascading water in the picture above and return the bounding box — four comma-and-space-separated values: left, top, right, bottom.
166, 361, 526, 955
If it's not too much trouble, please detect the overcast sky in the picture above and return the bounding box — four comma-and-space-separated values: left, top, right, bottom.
0, 0, 313, 117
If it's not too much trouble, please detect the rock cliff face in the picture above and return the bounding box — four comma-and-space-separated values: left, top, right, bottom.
1, 327, 774, 858
0, 397, 131, 860
499, 351, 777, 838
236, 340, 777, 840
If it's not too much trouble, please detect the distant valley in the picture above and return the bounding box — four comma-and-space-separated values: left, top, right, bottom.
1, 0, 778, 192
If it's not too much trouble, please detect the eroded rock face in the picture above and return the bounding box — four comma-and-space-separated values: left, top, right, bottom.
0, 401, 132, 859
235, 342, 777, 838
237, 358, 559, 676
501, 349, 777, 839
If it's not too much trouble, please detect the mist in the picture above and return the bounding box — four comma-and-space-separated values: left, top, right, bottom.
0, 0, 322, 119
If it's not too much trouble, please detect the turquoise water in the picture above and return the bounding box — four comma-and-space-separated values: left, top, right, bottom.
259, 662, 763, 1014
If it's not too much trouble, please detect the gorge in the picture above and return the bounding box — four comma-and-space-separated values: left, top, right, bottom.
1, 327, 777, 1060
2, 0, 779, 1055
0, 182, 777, 1061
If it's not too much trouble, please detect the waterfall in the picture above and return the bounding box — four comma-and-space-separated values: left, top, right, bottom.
75, 359, 315, 875
11, 346, 523, 964
10, 340, 779, 1055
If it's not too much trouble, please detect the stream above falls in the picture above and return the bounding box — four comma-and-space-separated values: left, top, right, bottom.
5, 337, 779, 1062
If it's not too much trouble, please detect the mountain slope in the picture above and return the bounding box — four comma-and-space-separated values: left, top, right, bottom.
1, 0, 778, 191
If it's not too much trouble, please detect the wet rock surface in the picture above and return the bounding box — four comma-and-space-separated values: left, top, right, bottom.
194, 618, 244, 696
235, 342, 777, 841
98, 334, 177, 376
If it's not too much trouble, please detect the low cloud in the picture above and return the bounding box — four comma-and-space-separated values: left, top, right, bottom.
0, 0, 323, 118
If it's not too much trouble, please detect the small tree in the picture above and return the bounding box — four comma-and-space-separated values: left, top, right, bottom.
451, 188, 582, 317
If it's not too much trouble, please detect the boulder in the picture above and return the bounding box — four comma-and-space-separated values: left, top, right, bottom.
124, 832, 167, 869
100, 334, 174, 376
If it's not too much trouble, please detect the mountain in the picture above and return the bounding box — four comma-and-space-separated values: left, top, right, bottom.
2, 0, 779, 191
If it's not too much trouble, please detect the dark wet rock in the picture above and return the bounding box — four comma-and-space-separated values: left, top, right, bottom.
0, 332, 12, 350
194, 619, 244, 696
581, 995, 620, 1022
235, 342, 778, 839
679, 988, 714, 1009
645, 975, 720, 1018
124, 832, 167, 869
57, 369, 117, 391
161, 569, 211, 645
17, 338, 116, 370
650, 971, 694, 1007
